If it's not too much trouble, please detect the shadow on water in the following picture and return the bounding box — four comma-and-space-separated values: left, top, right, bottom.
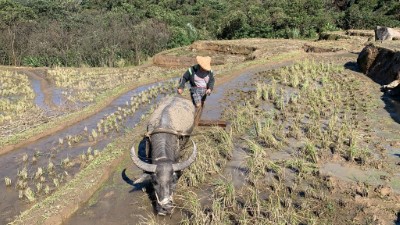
122, 137, 160, 214
382, 94, 400, 124
122, 138, 150, 188
396, 211, 400, 225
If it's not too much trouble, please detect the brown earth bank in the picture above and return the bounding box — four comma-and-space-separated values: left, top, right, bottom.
4, 33, 397, 224
357, 43, 400, 85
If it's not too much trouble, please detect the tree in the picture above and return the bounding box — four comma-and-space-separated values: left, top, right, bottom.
0, 0, 35, 65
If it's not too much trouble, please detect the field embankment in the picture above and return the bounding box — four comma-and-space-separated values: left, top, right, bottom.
357, 43, 400, 85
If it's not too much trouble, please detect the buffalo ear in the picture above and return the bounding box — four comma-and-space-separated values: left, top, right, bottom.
134, 174, 152, 184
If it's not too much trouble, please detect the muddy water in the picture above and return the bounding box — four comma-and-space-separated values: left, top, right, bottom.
19, 57, 400, 224
28, 76, 51, 111
0, 80, 176, 224
52, 87, 64, 107
202, 61, 295, 121
65, 62, 297, 225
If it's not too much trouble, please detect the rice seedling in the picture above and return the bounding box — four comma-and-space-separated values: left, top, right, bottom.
24, 187, 36, 202
91, 129, 98, 140
47, 161, 54, 172
22, 153, 28, 163
16, 180, 28, 190
80, 153, 87, 162
58, 137, 64, 145
18, 167, 28, 180
4, 177, 12, 186
53, 178, 60, 187
256, 121, 281, 149
213, 179, 236, 208
62, 157, 70, 168
138, 214, 166, 225
36, 183, 42, 193
302, 141, 318, 163
87, 154, 94, 162
285, 159, 317, 176
31, 155, 37, 164
177, 189, 210, 225
97, 123, 102, 132
87, 147, 92, 156
19, 190, 24, 199
44, 185, 50, 195
34, 167, 43, 179
289, 72, 300, 88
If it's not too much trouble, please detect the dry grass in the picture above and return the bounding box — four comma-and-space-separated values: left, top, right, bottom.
176, 60, 388, 224
47, 66, 181, 104
0, 71, 36, 125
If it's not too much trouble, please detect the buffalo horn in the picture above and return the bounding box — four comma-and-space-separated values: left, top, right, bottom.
133, 174, 151, 184
130, 145, 157, 172
172, 140, 197, 171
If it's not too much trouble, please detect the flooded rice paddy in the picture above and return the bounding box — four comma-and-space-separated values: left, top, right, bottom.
2, 53, 400, 224
0, 78, 178, 224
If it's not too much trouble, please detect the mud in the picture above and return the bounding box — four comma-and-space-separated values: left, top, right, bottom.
63, 59, 300, 225
202, 60, 295, 121
64, 158, 184, 225
0, 80, 176, 224
5, 38, 400, 224
303, 44, 343, 53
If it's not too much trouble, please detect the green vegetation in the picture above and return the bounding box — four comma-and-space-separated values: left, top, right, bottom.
0, 0, 399, 67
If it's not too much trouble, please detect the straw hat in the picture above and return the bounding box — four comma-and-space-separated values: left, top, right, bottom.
196, 56, 212, 71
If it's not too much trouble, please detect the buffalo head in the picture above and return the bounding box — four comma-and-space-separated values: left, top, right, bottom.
130, 139, 197, 215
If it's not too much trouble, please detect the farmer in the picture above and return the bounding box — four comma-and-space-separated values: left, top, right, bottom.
177, 56, 215, 124
177, 56, 215, 106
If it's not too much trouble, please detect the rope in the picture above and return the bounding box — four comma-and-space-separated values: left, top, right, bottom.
144, 127, 192, 138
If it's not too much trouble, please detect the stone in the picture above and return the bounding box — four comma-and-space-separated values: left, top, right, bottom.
375, 26, 400, 41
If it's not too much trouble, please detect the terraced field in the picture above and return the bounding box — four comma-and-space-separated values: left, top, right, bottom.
1, 36, 400, 225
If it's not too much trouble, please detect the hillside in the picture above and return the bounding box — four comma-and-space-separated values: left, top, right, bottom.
0, 0, 399, 67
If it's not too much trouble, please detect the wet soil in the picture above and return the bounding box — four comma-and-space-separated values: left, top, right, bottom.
65, 50, 400, 225
0, 80, 176, 224
4, 39, 400, 224
63, 59, 304, 225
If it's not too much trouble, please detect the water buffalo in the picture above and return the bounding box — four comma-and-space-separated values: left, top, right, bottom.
130, 96, 197, 215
